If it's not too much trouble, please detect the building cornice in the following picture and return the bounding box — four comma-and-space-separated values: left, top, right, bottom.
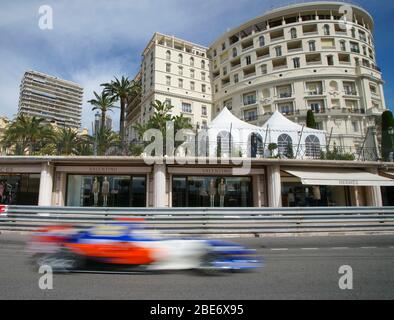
1, 156, 394, 170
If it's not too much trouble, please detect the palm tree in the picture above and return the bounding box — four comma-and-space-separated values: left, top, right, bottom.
148, 100, 173, 133
101, 76, 137, 142
88, 91, 117, 131
53, 127, 80, 155
96, 127, 121, 156
132, 100, 193, 156
2, 115, 54, 155
76, 135, 94, 156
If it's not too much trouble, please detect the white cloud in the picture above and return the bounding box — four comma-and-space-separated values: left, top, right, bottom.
71, 57, 140, 132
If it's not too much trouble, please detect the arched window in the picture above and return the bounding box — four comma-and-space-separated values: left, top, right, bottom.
351, 28, 356, 38
217, 131, 231, 157
190, 57, 194, 66
166, 50, 171, 60
250, 133, 263, 158
323, 24, 330, 35
278, 134, 293, 157
178, 54, 183, 64
290, 28, 297, 39
201, 60, 206, 69
305, 135, 321, 158
259, 36, 265, 47
232, 47, 238, 58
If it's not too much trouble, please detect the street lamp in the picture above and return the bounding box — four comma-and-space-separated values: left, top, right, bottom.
94, 112, 100, 156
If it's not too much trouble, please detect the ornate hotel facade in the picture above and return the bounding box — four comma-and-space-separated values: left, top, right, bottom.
127, 1, 387, 151
1, 2, 391, 211
126, 33, 213, 141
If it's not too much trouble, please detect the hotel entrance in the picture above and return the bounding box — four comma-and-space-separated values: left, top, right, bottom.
172, 176, 253, 207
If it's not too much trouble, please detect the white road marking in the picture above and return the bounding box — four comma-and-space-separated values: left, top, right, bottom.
331, 247, 349, 250
271, 248, 289, 251
301, 248, 319, 250
360, 247, 377, 249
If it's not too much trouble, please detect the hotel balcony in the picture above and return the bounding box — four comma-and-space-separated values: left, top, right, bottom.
343, 90, 359, 97
243, 114, 258, 122
305, 90, 324, 96
277, 92, 293, 99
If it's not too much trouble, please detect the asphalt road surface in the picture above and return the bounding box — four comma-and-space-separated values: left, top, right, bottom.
0, 232, 394, 300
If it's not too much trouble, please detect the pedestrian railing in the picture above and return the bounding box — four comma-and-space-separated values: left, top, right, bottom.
1, 205, 394, 236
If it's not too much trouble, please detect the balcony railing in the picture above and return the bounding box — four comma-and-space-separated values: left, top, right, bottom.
306, 90, 324, 96
272, 64, 288, 71
278, 92, 293, 99
243, 115, 258, 122
242, 45, 254, 52
344, 90, 358, 96
306, 60, 322, 65
270, 36, 285, 42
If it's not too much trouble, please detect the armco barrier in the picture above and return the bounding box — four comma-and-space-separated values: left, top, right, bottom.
1, 206, 394, 236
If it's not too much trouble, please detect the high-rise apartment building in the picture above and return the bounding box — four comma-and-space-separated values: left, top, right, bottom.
18, 70, 83, 129
128, 1, 387, 150
127, 33, 212, 141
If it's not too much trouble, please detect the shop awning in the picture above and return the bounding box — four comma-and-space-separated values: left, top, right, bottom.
381, 172, 394, 179
283, 168, 394, 187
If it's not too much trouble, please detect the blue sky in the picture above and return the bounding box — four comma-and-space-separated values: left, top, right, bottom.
0, 0, 393, 131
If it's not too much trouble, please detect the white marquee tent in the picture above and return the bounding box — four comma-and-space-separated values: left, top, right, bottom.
207, 107, 264, 157
261, 111, 327, 158
206, 108, 327, 159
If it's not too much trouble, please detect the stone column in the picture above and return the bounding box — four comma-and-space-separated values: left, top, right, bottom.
38, 162, 54, 206
350, 186, 366, 207
365, 168, 383, 207
252, 174, 262, 207
267, 165, 282, 208
153, 164, 167, 208
53, 172, 67, 206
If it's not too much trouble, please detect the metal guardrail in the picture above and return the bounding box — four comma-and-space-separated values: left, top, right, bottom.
1, 205, 394, 235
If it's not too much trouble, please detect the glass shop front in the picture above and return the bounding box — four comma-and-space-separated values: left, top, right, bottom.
281, 178, 351, 207
66, 175, 146, 207
172, 176, 253, 207
0, 174, 40, 205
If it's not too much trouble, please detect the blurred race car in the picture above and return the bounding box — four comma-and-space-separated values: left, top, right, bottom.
27, 219, 262, 274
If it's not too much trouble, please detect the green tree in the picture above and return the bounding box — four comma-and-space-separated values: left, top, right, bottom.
96, 127, 121, 156
268, 143, 278, 158
306, 110, 316, 129
133, 100, 193, 155
76, 135, 94, 156
52, 127, 80, 155
1, 115, 54, 155
101, 76, 139, 143
88, 91, 117, 131
381, 110, 394, 161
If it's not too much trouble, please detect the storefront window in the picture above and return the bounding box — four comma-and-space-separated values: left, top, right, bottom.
172, 176, 252, 207
66, 175, 146, 207
282, 182, 350, 207
0, 174, 40, 205
382, 187, 394, 206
